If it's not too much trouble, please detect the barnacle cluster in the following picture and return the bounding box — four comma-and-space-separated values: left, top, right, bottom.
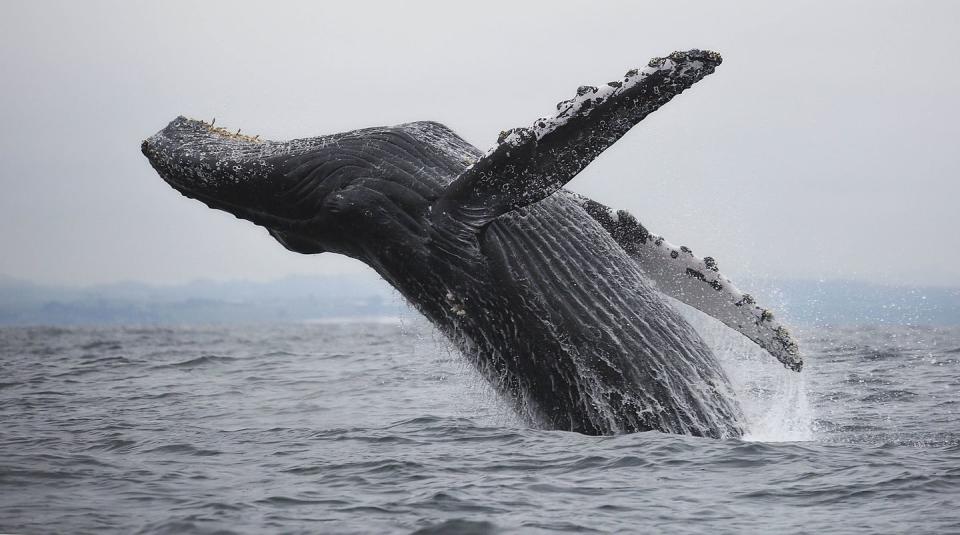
197, 118, 263, 143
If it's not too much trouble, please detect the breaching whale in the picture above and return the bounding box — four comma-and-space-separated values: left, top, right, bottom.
142, 50, 801, 438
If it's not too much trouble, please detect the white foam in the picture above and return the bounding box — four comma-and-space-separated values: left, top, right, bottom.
671, 298, 814, 442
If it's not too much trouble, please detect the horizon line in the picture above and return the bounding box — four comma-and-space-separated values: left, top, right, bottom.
2, 273, 959, 291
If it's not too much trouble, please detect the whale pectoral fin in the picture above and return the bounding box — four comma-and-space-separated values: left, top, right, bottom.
434, 50, 722, 226
575, 196, 803, 372
638, 238, 803, 372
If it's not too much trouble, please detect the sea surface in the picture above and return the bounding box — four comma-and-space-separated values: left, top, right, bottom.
1, 316, 959, 534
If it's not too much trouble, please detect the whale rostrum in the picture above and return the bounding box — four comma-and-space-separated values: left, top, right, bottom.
142, 50, 801, 438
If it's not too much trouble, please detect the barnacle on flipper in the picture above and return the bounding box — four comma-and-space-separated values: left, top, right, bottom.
445, 291, 468, 317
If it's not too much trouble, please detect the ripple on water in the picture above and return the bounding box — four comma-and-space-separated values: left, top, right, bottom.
0, 324, 958, 534
154, 355, 239, 369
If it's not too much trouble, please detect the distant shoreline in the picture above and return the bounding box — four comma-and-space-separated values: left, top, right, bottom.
1, 275, 957, 327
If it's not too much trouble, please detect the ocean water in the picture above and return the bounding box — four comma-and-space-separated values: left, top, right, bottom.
1, 316, 958, 534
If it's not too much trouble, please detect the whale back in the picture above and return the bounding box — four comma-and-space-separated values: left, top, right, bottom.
480, 193, 744, 437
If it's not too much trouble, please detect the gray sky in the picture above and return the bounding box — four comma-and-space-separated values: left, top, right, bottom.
1, 0, 958, 287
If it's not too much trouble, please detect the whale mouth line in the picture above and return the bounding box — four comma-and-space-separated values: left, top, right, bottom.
163, 180, 306, 231
141, 141, 307, 231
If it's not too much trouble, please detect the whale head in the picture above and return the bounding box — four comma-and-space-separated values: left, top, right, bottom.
141, 117, 455, 257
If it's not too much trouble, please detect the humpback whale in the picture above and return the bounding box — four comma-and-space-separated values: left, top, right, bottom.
142, 50, 801, 438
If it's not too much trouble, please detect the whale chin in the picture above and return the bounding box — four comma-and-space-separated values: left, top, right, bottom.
267, 229, 326, 254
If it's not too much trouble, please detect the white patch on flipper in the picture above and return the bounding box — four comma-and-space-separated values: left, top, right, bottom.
566, 192, 802, 371
636, 232, 802, 371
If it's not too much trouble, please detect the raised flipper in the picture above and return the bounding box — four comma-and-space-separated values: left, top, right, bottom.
574, 195, 803, 372
434, 50, 722, 226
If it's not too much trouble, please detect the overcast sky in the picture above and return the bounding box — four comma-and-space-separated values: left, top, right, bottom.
1, 0, 958, 287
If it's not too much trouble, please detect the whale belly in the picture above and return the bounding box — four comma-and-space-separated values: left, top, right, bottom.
481, 194, 743, 437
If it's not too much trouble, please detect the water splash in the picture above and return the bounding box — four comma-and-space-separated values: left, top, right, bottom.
673, 299, 814, 442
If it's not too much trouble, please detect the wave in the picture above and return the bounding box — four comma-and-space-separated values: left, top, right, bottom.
153, 354, 238, 368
